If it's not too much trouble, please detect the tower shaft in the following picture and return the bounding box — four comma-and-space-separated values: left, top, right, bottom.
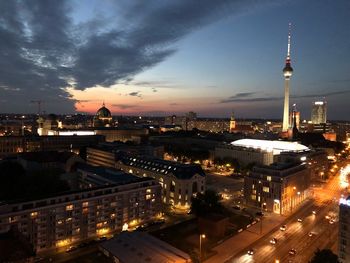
282, 79, 290, 131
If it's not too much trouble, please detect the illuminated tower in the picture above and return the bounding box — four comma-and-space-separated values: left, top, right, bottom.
282, 23, 293, 132
229, 111, 236, 132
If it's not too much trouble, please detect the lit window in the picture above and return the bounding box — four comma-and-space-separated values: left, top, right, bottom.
146, 194, 151, 200
82, 202, 89, 207
66, 205, 74, 211
146, 189, 152, 193
251, 195, 256, 200
263, 187, 269, 193
267, 176, 272, 182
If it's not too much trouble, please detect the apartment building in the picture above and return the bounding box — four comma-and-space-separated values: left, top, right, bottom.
0, 167, 161, 253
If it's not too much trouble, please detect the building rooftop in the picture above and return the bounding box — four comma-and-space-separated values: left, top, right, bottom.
76, 163, 145, 185
118, 153, 205, 180
18, 151, 76, 163
231, 139, 309, 155
99, 231, 191, 263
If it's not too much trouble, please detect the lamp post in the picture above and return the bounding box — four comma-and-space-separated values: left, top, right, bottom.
199, 234, 206, 262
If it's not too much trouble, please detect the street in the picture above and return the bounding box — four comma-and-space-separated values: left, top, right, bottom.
227, 164, 346, 263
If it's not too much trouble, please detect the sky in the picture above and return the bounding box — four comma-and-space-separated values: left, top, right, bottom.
0, 0, 350, 120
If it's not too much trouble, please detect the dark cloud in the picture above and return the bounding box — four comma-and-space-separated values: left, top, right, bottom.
112, 104, 138, 110
220, 90, 350, 103
129, 91, 142, 98
0, 0, 274, 113
228, 92, 256, 99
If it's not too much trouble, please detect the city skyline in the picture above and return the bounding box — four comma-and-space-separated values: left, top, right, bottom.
0, 0, 350, 120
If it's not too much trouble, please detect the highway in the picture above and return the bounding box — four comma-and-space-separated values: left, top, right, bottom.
228, 165, 347, 263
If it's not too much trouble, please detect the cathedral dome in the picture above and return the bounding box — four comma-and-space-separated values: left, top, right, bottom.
96, 105, 111, 118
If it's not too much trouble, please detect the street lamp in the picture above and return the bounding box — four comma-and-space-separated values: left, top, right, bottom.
199, 234, 206, 262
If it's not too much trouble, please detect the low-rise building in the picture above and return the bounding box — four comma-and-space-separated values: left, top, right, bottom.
99, 231, 192, 263
244, 162, 311, 215
0, 167, 161, 254
215, 139, 310, 166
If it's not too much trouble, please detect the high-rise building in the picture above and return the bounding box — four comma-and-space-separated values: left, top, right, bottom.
338, 197, 350, 262
311, 100, 327, 124
282, 23, 294, 132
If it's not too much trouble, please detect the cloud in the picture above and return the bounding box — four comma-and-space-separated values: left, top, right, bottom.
0, 0, 274, 113
220, 90, 350, 103
129, 91, 142, 97
112, 104, 138, 110
228, 92, 256, 99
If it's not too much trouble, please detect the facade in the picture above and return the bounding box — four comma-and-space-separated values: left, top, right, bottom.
0, 135, 104, 158
94, 128, 148, 143
339, 197, 350, 262
215, 143, 274, 166
99, 231, 191, 263
0, 170, 161, 254
215, 139, 309, 166
115, 155, 206, 212
311, 100, 327, 124
244, 162, 310, 215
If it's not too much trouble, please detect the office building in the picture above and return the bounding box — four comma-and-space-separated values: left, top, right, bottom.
339, 197, 350, 262
244, 162, 310, 214
311, 100, 327, 124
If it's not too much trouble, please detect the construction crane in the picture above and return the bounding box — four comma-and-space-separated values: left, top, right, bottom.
30, 100, 44, 115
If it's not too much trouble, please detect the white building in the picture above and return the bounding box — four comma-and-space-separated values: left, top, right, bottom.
215, 139, 309, 166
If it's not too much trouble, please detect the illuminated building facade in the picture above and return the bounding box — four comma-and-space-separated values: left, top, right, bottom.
311, 100, 327, 124
215, 139, 309, 166
0, 170, 160, 253
115, 155, 206, 212
339, 197, 350, 262
244, 162, 310, 215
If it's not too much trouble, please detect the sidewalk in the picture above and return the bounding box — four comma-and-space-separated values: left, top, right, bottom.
204, 213, 285, 263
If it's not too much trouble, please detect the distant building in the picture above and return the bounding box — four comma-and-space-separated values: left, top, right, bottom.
0, 167, 161, 254
93, 103, 113, 127
244, 162, 311, 214
99, 231, 191, 263
339, 197, 350, 262
215, 139, 309, 166
37, 114, 59, 136
115, 154, 206, 212
311, 100, 327, 124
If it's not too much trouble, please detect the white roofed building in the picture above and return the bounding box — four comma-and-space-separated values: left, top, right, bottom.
215, 139, 309, 166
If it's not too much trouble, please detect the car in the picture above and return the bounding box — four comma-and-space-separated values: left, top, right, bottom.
270, 238, 278, 244
312, 210, 316, 215
297, 218, 302, 222
280, 225, 287, 231
256, 211, 264, 216
232, 205, 241, 210
308, 232, 314, 237
65, 246, 77, 253
247, 249, 254, 255
289, 249, 297, 255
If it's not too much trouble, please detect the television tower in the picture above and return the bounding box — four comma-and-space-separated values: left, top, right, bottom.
282, 23, 293, 132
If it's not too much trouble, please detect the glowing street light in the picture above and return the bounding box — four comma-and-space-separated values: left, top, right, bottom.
199, 234, 206, 262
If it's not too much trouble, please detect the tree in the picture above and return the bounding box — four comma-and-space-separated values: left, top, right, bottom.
190, 189, 223, 217
309, 249, 339, 263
